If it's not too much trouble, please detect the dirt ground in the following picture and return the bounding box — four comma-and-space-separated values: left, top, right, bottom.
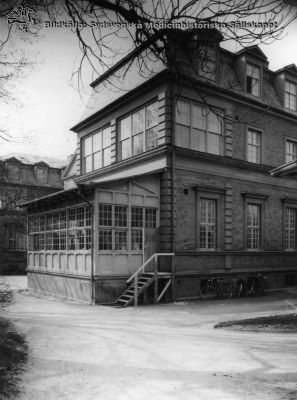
3, 277, 297, 400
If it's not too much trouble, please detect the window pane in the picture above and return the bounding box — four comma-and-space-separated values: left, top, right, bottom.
102, 127, 111, 148
120, 117, 131, 140
132, 132, 144, 155
192, 105, 207, 130
84, 136, 92, 156
99, 230, 112, 250
115, 206, 127, 227
131, 230, 143, 251
208, 111, 221, 134
84, 155, 92, 173
93, 132, 101, 152
146, 102, 158, 128
99, 204, 112, 226
131, 207, 143, 227
207, 133, 220, 155
121, 138, 131, 160
132, 109, 144, 134
93, 151, 102, 170
176, 125, 190, 148
115, 230, 127, 251
192, 129, 206, 152
146, 127, 159, 150
175, 101, 190, 126
103, 147, 111, 166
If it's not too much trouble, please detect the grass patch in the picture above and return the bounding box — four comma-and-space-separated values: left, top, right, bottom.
215, 314, 297, 331
0, 281, 28, 399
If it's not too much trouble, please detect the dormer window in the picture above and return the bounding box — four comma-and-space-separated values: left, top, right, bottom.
7, 164, 19, 181
246, 63, 260, 97
198, 46, 216, 81
285, 80, 297, 111
36, 167, 48, 184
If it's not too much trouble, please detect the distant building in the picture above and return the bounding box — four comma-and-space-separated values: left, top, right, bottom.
24, 29, 297, 304
0, 153, 66, 274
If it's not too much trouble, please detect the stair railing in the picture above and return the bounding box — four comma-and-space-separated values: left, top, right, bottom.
127, 253, 174, 306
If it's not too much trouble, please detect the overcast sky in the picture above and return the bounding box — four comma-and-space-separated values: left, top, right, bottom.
1, 13, 297, 163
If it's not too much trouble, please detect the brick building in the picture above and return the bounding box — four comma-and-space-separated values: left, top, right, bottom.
0, 153, 65, 274
24, 30, 297, 304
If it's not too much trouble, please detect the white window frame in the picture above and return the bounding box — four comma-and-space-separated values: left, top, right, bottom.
285, 80, 297, 111
247, 128, 262, 164
119, 101, 159, 161
82, 125, 111, 174
246, 62, 261, 97
175, 99, 224, 156
285, 138, 297, 163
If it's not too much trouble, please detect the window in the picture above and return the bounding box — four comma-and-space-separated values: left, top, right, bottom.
7, 165, 19, 181
28, 205, 92, 251
286, 139, 297, 163
82, 126, 111, 173
285, 80, 297, 111
98, 204, 157, 252
119, 101, 159, 160
175, 100, 223, 155
7, 226, 27, 251
246, 63, 260, 97
246, 204, 261, 249
35, 167, 48, 184
247, 128, 261, 163
198, 46, 216, 80
199, 198, 217, 250
285, 208, 297, 250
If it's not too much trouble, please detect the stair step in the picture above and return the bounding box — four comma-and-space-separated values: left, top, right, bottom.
117, 299, 129, 304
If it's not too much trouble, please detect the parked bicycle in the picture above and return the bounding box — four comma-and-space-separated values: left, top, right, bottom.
200, 277, 232, 300
230, 277, 248, 298
246, 273, 266, 297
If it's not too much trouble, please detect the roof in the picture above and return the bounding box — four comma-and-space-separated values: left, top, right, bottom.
0, 153, 67, 169
270, 160, 297, 177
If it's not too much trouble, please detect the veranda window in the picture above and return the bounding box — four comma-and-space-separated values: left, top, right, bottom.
175, 100, 223, 155
119, 101, 159, 160
29, 205, 92, 251
98, 205, 157, 252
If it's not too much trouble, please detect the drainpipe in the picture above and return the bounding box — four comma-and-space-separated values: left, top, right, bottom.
171, 81, 176, 301
77, 185, 95, 305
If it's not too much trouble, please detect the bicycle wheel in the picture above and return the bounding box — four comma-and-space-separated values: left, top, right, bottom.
200, 285, 217, 300
220, 282, 233, 299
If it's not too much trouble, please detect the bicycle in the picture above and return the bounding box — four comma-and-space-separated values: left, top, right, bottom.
230, 277, 248, 298
246, 273, 266, 297
200, 277, 232, 300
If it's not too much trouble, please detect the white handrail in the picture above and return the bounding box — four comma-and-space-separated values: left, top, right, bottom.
127, 253, 174, 284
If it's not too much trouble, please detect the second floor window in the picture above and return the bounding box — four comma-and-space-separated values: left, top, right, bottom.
285, 80, 297, 111
175, 100, 223, 155
247, 128, 261, 164
82, 126, 111, 174
119, 101, 159, 160
246, 63, 260, 97
286, 139, 297, 163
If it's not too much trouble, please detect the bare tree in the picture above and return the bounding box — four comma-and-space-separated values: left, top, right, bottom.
1, 0, 297, 93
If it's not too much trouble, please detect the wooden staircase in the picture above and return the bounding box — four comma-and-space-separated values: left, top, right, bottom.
116, 273, 155, 307
116, 253, 174, 307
